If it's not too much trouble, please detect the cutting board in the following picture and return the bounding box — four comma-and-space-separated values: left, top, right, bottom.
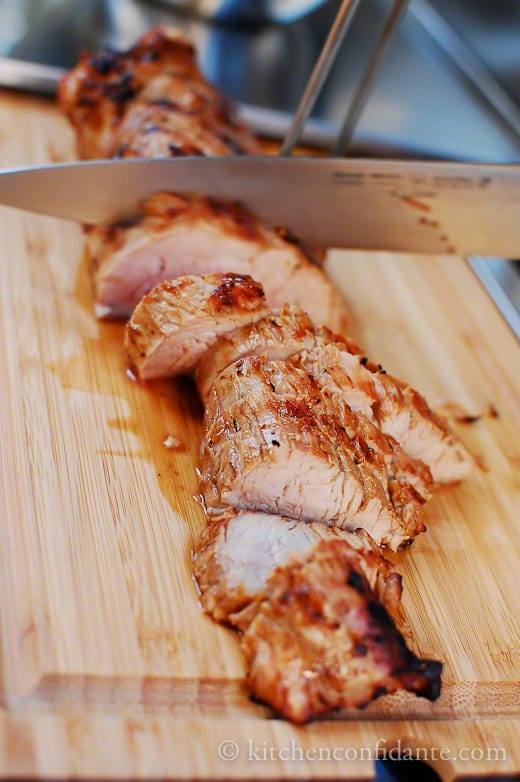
0, 92, 519, 781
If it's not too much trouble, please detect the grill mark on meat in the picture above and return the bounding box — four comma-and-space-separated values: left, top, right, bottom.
167, 142, 204, 156
108, 98, 259, 159
275, 226, 325, 267
298, 341, 473, 483
214, 132, 249, 155
112, 213, 141, 230
347, 569, 366, 593
196, 307, 432, 508
150, 97, 179, 109
200, 355, 420, 549
102, 72, 137, 105
195, 305, 319, 402
204, 198, 265, 241
241, 539, 442, 722
90, 52, 118, 76
114, 143, 130, 157
142, 123, 162, 134
199, 311, 469, 484
84, 30, 195, 89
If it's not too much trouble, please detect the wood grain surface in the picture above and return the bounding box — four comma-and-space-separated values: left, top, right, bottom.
0, 91, 519, 780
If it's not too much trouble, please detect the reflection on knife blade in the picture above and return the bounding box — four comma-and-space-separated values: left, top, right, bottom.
0, 156, 519, 257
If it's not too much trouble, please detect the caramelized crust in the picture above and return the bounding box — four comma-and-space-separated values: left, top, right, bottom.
125, 273, 270, 380
60, 27, 451, 724
241, 539, 442, 723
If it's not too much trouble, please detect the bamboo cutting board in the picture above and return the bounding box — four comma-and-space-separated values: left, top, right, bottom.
0, 92, 519, 781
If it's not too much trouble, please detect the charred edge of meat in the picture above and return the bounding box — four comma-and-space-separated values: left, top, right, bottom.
111, 212, 142, 230
167, 143, 205, 157
74, 53, 139, 106
192, 513, 405, 639
242, 540, 442, 723
84, 29, 195, 83
366, 600, 442, 701
61, 28, 198, 117
213, 131, 249, 155
88, 51, 120, 76
114, 143, 130, 157
97, 71, 137, 105
213, 95, 241, 127
209, 274, 267, 311
149, 97, 180, 110
129, 27, 196, 61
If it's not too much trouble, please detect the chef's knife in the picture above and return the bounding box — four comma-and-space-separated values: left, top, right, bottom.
0, 156, 518, 256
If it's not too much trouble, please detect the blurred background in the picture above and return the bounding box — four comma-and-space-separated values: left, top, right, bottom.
1, 0, 520, 161
0, 0, 518, 329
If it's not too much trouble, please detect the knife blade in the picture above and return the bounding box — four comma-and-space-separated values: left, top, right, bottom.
0, 156, 518, 256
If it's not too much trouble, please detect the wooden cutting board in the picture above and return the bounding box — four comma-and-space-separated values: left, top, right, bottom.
0, 92, 519, 781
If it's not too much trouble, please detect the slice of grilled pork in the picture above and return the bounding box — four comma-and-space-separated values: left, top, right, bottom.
196, 308, 472, 483
193, 512, 402, 630
125, 273, 270, 380
242, 538, 442, 723
299, 341, 474, 483
87, 193, 350, 332
194, 304, 322, 403
200, 356, 427, 549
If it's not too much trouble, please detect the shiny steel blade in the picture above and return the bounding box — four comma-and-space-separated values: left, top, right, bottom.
0, 156, 519, 257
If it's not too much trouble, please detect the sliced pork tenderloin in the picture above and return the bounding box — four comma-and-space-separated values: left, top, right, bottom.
331, 394, 432, 509
196, 305, 471, 483
200, 356, 425, 549
242, 538, 442, 723
125, 273, 270, 381
195, 307, 432, 501
299, 341, 474, 483
194, 304, 327, 403
193, 512, 402, 630
58, 26, 258, 159
87, 192, 349, 332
